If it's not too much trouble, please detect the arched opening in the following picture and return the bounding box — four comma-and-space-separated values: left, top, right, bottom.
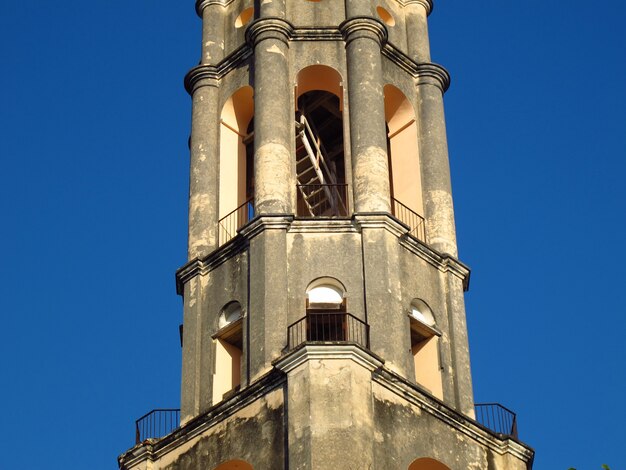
213, 301, 243, 403
295, 66, 348, 217
376, 6, 395, 26
384, 84, 425, 240
305, 278, 347, 342
409, 299, 443, 400
213, 460, 254, 470
234, 7, 254, 28
408, 458, 451, 470
219, 86, 255, 245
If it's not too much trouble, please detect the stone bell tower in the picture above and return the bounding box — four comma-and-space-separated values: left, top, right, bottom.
119, 0, 534, 469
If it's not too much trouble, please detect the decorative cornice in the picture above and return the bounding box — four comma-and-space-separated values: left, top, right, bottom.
176, 236, 248, 294
245, 17, 294, 47
372, 367, 535, 462
289, 218, 357, 234
274, 344, 384, 374
415, 62, 451, 92
353, 212, 408, 239
184, 44, 252, 95
118, 369, 287, 468
398, 231, 471, 290
238, 214, 294, 239
339, 17, 388, 47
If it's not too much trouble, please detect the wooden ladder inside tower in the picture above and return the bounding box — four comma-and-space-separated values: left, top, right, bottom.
295, 113, 344, 216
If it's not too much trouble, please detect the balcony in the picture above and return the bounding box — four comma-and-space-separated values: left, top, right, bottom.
135, 409, 180, 444
474, 403, 518, 439
392, 197, 426, 242
218, 198, 255, 246
287, 311, 370, 351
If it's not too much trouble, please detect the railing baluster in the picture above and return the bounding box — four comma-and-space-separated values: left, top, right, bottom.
474, 403, 518, 438
218, 197, 255, 246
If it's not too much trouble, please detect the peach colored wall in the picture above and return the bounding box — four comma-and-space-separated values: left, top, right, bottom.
212, 339, 242, 403
412, 337, 443, 400
219, 87, 254, 219
384, 84, 423, 216
296, 65, 343, 108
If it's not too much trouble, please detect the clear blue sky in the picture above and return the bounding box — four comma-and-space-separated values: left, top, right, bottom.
0, 1, 624, 469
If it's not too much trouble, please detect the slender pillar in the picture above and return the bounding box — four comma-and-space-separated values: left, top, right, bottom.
247, 15, 293, 215
198, 0, 225, 65
405, 0, 432, 63
416, 64, 458, 257
185, 70, 221, 260
341, 18, 391, 213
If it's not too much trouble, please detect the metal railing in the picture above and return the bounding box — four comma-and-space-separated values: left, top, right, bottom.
218, 198, 255, 246
474, 403, 518, 439
135, 409, 180, 444
392, 198, 425, 242
287, 311, 369, 351
297, 184, 349, 217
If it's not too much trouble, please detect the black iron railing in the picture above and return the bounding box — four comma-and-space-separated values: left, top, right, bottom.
297, 184, 349, 217
474, 403, 518, 439
287, 311, 369, 351
392, 198, 425, 242
218, 198, 254, 246
135, 409, 180, 444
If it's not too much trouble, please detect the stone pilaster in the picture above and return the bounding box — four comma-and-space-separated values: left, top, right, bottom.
341, 18, 391, 213
416, 63, 458, 257
405, 0, 432, 63
185, 68, 221, 259
246, 19, 294, 215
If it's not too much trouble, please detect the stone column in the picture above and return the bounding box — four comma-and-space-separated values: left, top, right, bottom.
184, 68, 221, 260
198, 0, 225, 65
405, 0, 432, 63
341, 17, 391, 213
416, 63, 458, 257
247, 16, 294, 215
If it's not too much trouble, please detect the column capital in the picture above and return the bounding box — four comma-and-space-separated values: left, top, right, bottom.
245, 17, 294, 47
404, 0, 433, 15
339, 17, 388, 47
184, 65, 220, 95
195, 0, 230, 17
416, 62, 450, 92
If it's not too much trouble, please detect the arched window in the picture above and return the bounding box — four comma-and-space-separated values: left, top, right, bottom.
409, 299, 443, 400
408, 457, 451, 470
305, 278, 347, 342
219, 86, 255, 245
384, 84, 425, 240
213, 460, 254, 470
213, 301, 243, 403
295, 66, 348, 217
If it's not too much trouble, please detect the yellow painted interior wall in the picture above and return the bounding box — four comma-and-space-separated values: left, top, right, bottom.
384, 84, 423, 216
219, 86, 254, 219
212, 338, 242, 403
412, 336, 443, 400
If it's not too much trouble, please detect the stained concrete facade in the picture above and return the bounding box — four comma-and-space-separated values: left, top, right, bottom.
119, 0, 534, 469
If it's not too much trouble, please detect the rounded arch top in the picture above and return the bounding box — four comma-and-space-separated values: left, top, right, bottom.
221, 85, 254, 134
408, 458, 451, 470
306, 277, 346, 307
213, 460, 254, 470
410, 299, 435, 326
296, 65, 343, 103
384, 84, 416, 135
219, 301, 243, 329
